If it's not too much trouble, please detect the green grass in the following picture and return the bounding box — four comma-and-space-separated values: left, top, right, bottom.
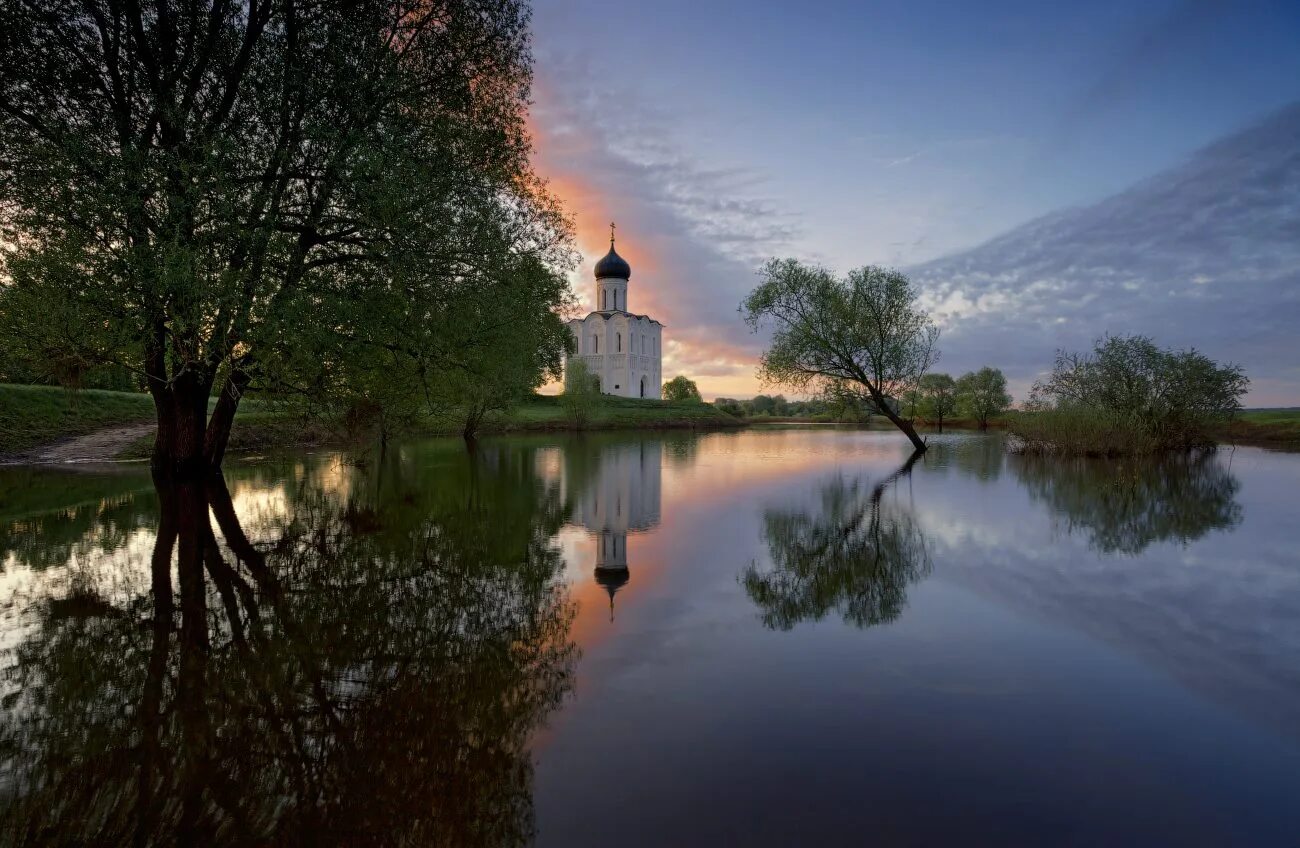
485, 393, 740, 432
0, 383, 306, 459
1005, 408, 1167, 456
1238, 408, 1300, 426
2, 383, 739, 461
1217, 408, 1300, 449
1007, 407, 1300, 455
0, 384, 155, 455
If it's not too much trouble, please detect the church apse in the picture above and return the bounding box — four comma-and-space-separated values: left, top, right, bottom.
565, 223, 664, 399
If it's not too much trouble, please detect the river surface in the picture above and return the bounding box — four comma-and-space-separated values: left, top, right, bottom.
1, 427, 1298, 845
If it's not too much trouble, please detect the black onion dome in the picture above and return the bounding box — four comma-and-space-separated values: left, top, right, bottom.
594, 243, 631, 280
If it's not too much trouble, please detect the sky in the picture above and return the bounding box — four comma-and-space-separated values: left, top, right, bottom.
528, 0, 1300, 404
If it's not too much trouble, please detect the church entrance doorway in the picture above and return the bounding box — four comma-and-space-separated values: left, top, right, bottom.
640, 377, 646, 398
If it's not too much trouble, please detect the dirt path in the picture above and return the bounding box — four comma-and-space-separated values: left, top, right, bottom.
6, 423, 155, 465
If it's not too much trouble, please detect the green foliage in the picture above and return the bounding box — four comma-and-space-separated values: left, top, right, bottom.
0, 0, 574, 468
561, 359, 600, 429
899, 388, 923, 420
711, 393, 875, 422
662, 375, 703, 403
510, 393, 736, 432
955, 367, 1011, 428
742, 259, 939, 450
1011, 335, 1248, 454
1006, 407, 1162, 456
918, 373, 957, 428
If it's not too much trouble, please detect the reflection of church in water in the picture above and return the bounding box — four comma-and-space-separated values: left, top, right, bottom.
567, 440, 663, 621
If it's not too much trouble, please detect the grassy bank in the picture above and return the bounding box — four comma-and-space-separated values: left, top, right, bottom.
121, 395, 741, 457
1006, 407, 1300, 455
485, 394, 740, 433
1215, 409, 1300, 450
0, 384, 155, 455
4, 384, 740, 461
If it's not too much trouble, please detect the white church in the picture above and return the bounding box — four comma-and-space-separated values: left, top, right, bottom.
565, 224, 663, 399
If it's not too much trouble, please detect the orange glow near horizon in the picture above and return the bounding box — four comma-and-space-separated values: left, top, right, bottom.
528, 86, 766, 400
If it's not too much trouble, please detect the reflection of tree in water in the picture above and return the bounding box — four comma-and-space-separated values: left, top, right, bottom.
1010, 451, 1242, 555
920, 435, 1004, 482
743, 454, 932, 630
0, 444, 576, 845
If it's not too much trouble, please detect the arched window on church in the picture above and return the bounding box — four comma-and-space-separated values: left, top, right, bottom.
602, 290, 607, 310
617, 333, 622, 352
592, 334, 599, 354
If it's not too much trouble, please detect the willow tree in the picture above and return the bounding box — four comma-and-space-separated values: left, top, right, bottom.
742, 260, 939, 452
0, 0, 571, 475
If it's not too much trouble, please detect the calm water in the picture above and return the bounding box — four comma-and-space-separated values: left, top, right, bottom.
1, 427, 1298, 845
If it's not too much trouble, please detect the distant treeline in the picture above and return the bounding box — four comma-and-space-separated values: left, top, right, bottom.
712, 395, 844, 420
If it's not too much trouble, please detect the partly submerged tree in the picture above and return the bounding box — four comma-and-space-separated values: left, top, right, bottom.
662, 375, 702, 403
956, 367, 1011, 429
1012, 335, 1248, 454
742, 260, 939, 452
918, 373, 957, 431
0, 0, 572, 475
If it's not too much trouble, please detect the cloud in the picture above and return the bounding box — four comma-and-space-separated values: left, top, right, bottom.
530, 56, 798, 398
909, 102, 1300, 406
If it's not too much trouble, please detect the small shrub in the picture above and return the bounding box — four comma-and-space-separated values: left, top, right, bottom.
562, 359, 600, 429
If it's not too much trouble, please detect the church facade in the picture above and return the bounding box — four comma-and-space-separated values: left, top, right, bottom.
565, 225, 663, 399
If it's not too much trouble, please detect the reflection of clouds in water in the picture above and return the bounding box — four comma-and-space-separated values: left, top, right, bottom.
916, 449, 1299, 738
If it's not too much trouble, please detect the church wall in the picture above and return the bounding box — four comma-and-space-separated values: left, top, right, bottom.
566, 313, 662, 399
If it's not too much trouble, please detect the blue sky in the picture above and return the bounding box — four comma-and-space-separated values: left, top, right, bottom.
530, 0, 1300, 402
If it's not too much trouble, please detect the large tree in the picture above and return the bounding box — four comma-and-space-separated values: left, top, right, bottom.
955, 366, 1011, 429
742, 260, 939, 452
918, 372, 957, 431
0, 0, 571, 475
662, 375, 702, 403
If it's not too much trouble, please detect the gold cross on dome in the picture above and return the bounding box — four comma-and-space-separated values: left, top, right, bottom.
609, 221, 616, 245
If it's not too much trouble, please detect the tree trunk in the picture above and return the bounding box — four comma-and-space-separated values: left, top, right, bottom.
871, 388, 927, 453
204, 369, 251, 469
150, 370, 214, 478
147, 353, 249, 476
